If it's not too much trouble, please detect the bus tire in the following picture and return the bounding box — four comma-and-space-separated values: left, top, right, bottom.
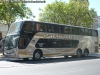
84, 49, 89, 57
76, 49, 82, 58
33, 50, 42, 60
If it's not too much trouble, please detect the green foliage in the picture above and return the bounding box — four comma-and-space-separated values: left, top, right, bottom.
39, 0, 96, 28
0, 0, 34, 28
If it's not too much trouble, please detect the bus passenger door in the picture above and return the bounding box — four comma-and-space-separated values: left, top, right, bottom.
18, 37, 28, 58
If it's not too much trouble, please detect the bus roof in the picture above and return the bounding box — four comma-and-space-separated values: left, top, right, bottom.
14, 20, 97, 30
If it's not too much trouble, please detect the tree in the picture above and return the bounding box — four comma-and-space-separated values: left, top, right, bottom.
0, 0, 35, 29
39, 0, 96, 28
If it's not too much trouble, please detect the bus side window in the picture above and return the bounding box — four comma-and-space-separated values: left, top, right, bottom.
53, 25, 58, 33
79, 28, 83, 35
79, 28, 82, 35
47, 25, 52, 32
36, 23, 40, 31
92, 30, 97, 36
19, 37, 27, 48
19, 38, 23, 48
66, 40, 72, 47
76, 28, 79, 35
69, 27, 72, 34
72, 27, 76, 35
88, 29, 92, 36
32, 22, 36, 31
59, 26, 64, 33
45, 25, 47, 32
92, 30, 94, 36
40, 24, 43, 31
94, 30, 98, 36
62, 40, 66, 47
23, 22, 32, 31
85, 29, 88, 35
57, 40, 61, 47
64, 26, 68, 34
81, 28, 85, 35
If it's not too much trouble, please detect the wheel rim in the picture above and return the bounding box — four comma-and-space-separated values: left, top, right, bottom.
34, 52, 40, 59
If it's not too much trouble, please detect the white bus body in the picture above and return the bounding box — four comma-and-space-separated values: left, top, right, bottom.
4, 20, 99, 60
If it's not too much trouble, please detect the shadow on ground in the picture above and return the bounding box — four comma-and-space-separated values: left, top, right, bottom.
4, 56, 100, 65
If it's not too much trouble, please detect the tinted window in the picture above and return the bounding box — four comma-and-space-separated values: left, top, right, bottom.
53, 25, 58, 33
81, 28, 85, 35
18, 36, 28, 49
79, 28, 82, 35
44, 24, 47, 32
40, 23, 45, 31
69, 27, 72, 34
79, 28, 84, 35
59, 26, 64, 33
94, 30, 98, 36
72, 27, 76, 34
92, 30, 98, 36
36, 23, 40, 31
36, 39, 79, 48
64, 26, 69, 34
66, 40, 72, 47
72, 40, 79, 47
76, 28, 79, 35
32, 22, 36, 31
47, 25, 52, 32
88, 29, 92, 36
22, 22, 32, 31
85, 29, 88, 35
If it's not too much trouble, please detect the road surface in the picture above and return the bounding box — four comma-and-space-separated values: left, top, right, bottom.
0, 56, 100, 75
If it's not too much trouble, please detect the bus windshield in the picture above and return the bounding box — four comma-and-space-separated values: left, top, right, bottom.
7, 22, 22, 34
4, 35, 18, 50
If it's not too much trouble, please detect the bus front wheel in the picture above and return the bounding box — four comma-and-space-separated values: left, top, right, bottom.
33, 50, 42, 60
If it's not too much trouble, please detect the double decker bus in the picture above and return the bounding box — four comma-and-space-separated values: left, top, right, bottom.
4, 20, 99, 60
97, 28, 100, 48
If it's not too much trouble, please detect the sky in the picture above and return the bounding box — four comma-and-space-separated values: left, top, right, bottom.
26, 0, 100, 21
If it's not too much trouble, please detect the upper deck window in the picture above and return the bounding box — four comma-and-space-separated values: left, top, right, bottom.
59, 26, 64, 33
64, 26, 69, 34
22, 22, 32, 31
72, 27, 76, 35
53, 25, 58, 33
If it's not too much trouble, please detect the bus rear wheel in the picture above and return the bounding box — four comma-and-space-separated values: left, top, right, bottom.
76, 49, 82, 58
33, 50, 42, 60
84, 49, 89, 57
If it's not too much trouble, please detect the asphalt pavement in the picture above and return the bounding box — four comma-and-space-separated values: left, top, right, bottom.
0, 55, 100, 75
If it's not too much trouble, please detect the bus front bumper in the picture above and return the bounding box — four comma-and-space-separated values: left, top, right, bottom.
4, 51, 18, 58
